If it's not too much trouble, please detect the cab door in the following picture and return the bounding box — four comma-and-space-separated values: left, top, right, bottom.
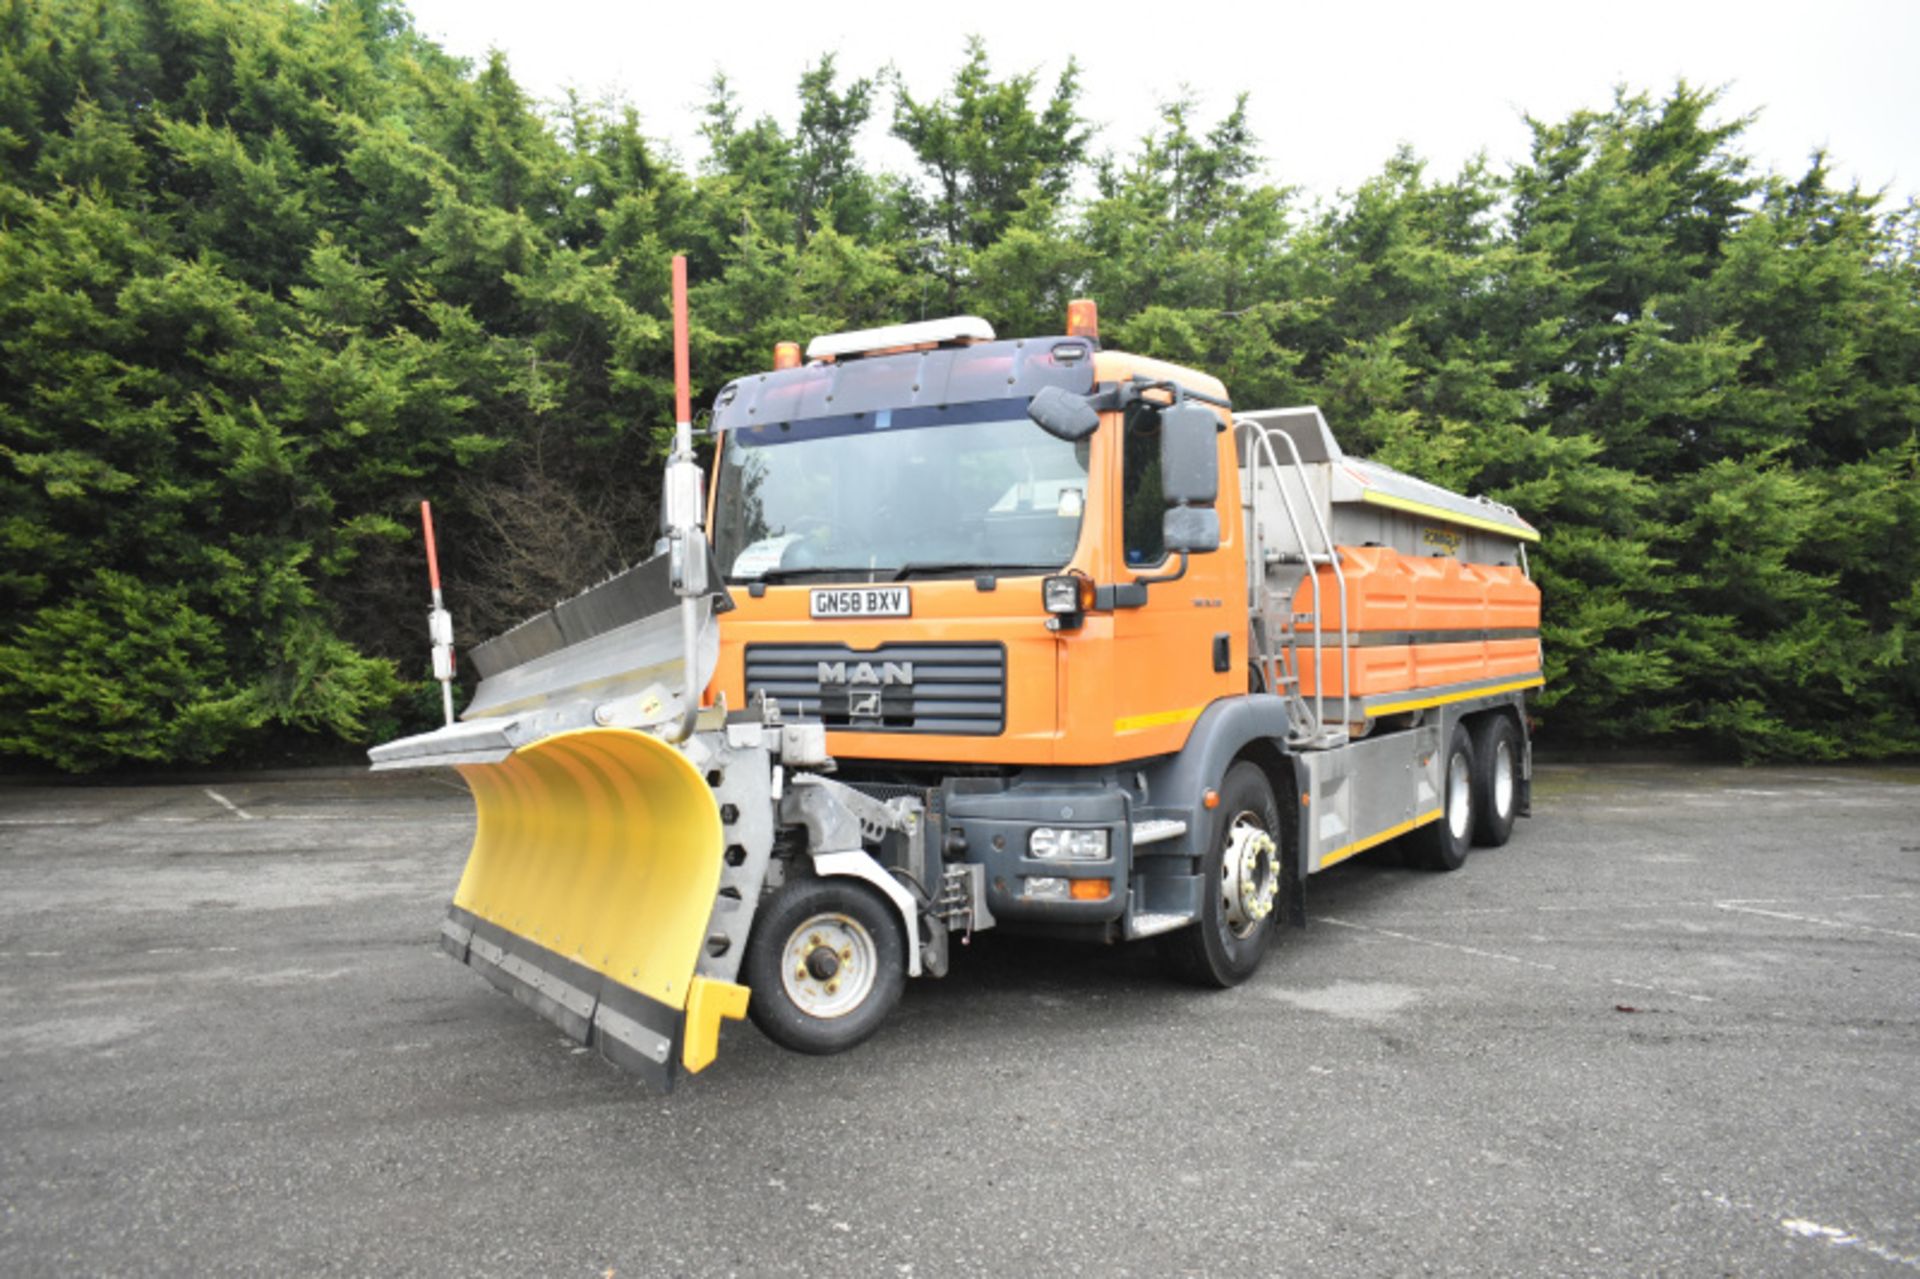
1106, 399, 1243, 758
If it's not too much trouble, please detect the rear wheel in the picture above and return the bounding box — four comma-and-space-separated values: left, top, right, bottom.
1408, 722, 1475, 871
1470, 715, 1520, 847
1165, 761, 1283, 987
744, 876, 905, 1055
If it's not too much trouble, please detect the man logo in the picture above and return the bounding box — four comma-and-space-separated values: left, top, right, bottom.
817, 661, 915, 687
850, 692, 883, 718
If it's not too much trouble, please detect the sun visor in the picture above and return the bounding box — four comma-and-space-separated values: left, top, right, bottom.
709, 337, 1097, 432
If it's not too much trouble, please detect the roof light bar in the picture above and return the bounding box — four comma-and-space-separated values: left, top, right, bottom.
805, 316, 996, 362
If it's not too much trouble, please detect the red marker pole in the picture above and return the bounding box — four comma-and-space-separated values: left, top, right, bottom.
421, 500, 455, 726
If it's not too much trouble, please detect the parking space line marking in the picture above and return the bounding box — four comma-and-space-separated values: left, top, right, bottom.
1719, 893, 1916, 906
1317, 917, 1560, 971
264, 813, 423, 821
1332, 891, 1917, 922
1609, 977, 1714, 1005
1319, 917, 1714, 1003
1715, 901, 1920, 943
1705, 1191, 1920, 1271
202, 789, 256, 820
1780, 1218, 1920, 1269
0, 811, 431, 828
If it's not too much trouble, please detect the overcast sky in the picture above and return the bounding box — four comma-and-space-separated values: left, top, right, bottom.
404, 0, 1920, 206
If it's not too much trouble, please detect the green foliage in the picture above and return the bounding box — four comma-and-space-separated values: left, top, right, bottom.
0, 2, 1914, 767
0, 0, 665, 769
0, 570, 262, 770
890, 38, 1090, 302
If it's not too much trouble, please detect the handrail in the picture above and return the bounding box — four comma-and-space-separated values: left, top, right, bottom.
1266, 426, 1352, 734
1237, 420, 1353, 739
1235, 426, 1275, 695
1237, 420, 1324, 736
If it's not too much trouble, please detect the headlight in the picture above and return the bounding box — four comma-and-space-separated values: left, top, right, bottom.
1042, 575, 1083, 615
1029, 827, 1110, 861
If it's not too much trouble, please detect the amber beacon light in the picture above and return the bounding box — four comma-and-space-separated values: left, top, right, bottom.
1065, 298, 1099, 341
772, 341, 802, 370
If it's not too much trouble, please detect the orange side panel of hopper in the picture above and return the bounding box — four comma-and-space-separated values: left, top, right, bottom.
1287, 546, 1540, 701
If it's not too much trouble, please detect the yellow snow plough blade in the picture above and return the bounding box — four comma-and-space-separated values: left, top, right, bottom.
437, 727, 749, 1089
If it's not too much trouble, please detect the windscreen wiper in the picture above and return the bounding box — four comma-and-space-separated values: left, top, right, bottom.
738, 567, 870, 585
889, 562, 1058, 581
741, 563, 1062, 585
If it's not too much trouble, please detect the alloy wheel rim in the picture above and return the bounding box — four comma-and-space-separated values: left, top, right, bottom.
1220, 814, 1279, 938
1493, 739, 1515, 818
1447, 750, 1472, 840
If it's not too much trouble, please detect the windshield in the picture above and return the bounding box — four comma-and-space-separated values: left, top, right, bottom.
712, 397, 1090, 582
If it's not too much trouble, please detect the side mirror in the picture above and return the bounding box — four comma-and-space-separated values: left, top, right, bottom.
1160, 404, 1219, 503
1027, 385, 1101, 441
1161, 403, 1221, 553
1164, 506, 1220, 555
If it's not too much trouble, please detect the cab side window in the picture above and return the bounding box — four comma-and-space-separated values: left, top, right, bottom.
1121, 403, 1165, 566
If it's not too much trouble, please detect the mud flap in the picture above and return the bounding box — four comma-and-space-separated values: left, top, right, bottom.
440, 727, 749, 1091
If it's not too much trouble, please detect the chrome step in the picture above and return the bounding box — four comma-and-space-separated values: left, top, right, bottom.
1294, 728, 1350, 751
1131, 818, 1189, 847
1127, 911, 1194, 939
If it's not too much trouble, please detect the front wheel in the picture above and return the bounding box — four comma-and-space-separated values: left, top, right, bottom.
1165, 761, 1284, 988
744, 877, 905, 1055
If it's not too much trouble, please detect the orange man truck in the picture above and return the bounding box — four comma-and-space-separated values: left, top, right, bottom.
371, 284, 1542, 1091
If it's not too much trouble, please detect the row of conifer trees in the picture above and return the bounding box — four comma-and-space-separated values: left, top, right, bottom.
2, 0, 1915, 768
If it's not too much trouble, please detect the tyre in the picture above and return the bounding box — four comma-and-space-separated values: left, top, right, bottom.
1469, 714, 1521, 847
744, 876, 906, 1055
1408, 721, 1475, 872
1165, 761, 1284, 988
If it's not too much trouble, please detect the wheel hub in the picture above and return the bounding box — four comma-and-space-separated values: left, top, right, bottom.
1448, 749, 1473, 840
1221, 817, 1279, 936
1492, 739, 1515, 817
780, 913, 877, 1019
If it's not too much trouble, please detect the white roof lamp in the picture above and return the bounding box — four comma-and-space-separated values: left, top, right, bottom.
804, 316, 996, 362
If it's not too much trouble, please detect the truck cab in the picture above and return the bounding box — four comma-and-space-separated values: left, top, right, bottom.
707, 324, 1243, 770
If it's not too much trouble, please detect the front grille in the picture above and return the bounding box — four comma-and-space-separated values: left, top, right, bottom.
845, 781, 937, 806
745, 643, 1006, 736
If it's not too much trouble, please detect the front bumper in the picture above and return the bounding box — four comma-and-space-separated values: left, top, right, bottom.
945, 779, 1132, 924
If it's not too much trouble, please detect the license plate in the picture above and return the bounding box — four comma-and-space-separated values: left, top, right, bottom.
809, 586, 912, 619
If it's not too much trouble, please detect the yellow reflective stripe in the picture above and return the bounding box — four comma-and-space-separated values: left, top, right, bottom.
682, 975, 751, 1074
1358, 489, 1542, 543
1318, 808, 1443, 869
1367, 676, 1544, 718
1114, 704, 1205, 734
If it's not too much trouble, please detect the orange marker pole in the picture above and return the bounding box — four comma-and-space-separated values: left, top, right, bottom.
672, 255, 692, 444
421, 500, 455, 726
421, 500, 443, 596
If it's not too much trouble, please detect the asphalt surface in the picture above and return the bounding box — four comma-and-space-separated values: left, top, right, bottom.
0, 763, 1916, 1276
